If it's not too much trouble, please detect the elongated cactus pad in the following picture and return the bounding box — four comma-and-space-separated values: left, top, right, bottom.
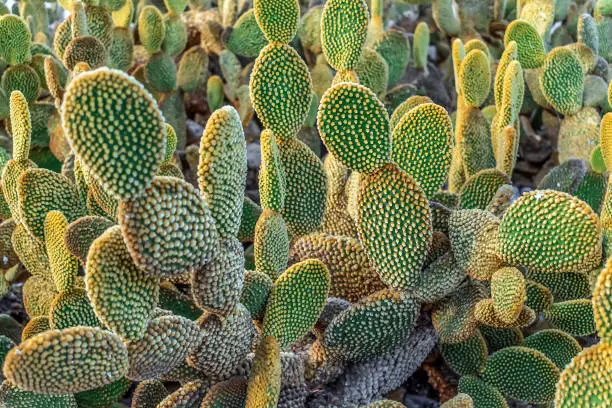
86, 225, 160, 341
358, 164, 432, 291
119, 176, 218, 278
3, 327, 128, 395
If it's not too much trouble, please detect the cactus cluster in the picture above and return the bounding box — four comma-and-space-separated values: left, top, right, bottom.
0, 0, 610, 407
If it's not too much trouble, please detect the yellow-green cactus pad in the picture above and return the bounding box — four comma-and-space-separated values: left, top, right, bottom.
62, 68, 166, 200
475, 299, 535, 329
1, 65, 40, 104
523, 329, 581, 370
544, 299, 596, 336
555, 342, 612, 407
240, 270, 273, 320
298, 6, 323, 55
373, 29, 410, 87
459, 50, 491, 107
254, 209, 289, 280
323, 289, 419, 362
238, 197, 262, 242
138, 6, 165, 54
491, 267, 526, 324
602, 114, 612, 172
0, 381, 78, 407
44, 211, 79, 292
525, 270, 591, 302
458, 375, 509, 408
558, 107, 601, 163
392, 103, 453, 197
161, 13, 187, 58
457, 107, 495, 179
525, 279, 553, 312
86, 225, 160, 341
278, 138, 327, 237
482, 346, 560, 404
0, 16, 31, 65
17, 168, 86, 242
504, 20, 546, 69
191, 236, 244, 315
11, 223, 50, 279
177, 46, 209, 92
8, 91, 31, 163
499, 190, 602, 273
459, 169, 510, 210
320, 0, 368, 71
318, 82, 390, 174
226, 10, 267, 58
355, 48, 388, 99
250, 43, 312, 141
187, 304, 255, 380
448, 209, 502, 280
64, 216, 114, 266
494, 41, 517, 109
539, 47, 584, 116
22, 276, 56, 317
253, 0, 299, 44
2, 159, 36, 223
263, 259, 329, 348
118, 176, 218, 278
63, 36, 107, 71
413, 22, 429, 70
200, 378, 247, 408
49, 288, 101, 330
594, 257, 612, 342
197, 106, 247, 238
440, 330, 487, 376
389, 95, 433, 131
479, 326, 524, 353
157, 380, 209, 407
258, 130, 286, 212
291, 232, 385, 302
358, 164, 431, 290
3, 326, 128, 395
126, 315, 203, 381
144, 52, 177, 93
245, 336, 281, 408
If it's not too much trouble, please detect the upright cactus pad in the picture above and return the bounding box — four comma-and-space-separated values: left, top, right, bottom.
62, 68, 166, 200
358, 164, 432, 290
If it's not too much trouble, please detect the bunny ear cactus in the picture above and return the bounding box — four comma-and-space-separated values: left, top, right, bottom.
482, 346, 560, 404
250, 44, 312, 141
0, 15, 32, 66
262, 259, 330, 349
322, 288, 419, 362
523, 329, 581, 370
118, 176, 219, 278
504, 20, 546, 69
86, 225, 160, 341
539, 47, 585, 115
44, 211, 79, 292
499, 190, 602, 273
391, 103, 454, 197
245, 336, 281, 408
197, 106, 247, 239
49, 288, 101, 329
254, 209, 290, 281
320, 0, 369, 73
62, 68, 167, 200
3, 326, 129, 395
64, 216, 114, 265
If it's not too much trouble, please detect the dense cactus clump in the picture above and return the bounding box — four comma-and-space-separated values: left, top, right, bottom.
0, 0, 610, 406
